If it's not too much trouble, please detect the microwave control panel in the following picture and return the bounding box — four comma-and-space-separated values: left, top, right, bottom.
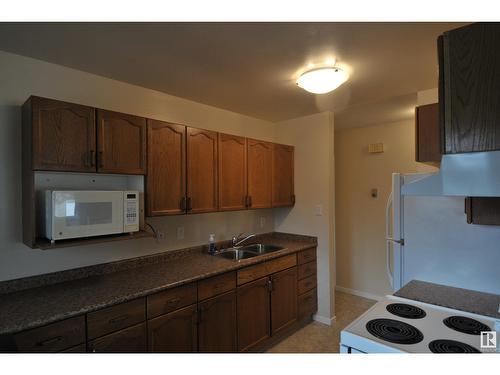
124, 191, 139, 233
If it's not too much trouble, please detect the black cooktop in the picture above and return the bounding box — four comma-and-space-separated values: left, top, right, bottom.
366, 318, 424, 344
429, 339, 481, 353
386, 303, 426, 319
443, 316, 491, 335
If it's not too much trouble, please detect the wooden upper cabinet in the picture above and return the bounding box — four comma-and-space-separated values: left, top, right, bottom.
415, 103, 441, 163
247, 139, 273, 209
186, 127, 218, 213
272, 143, 295, 207
439, 23, 500, 154
28, 96, 96, 172
218, 133, 247, 211
96, 109, 147, 174
146, 120, 186, 216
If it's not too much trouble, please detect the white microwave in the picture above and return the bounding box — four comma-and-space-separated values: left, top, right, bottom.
40, 190, 139, 242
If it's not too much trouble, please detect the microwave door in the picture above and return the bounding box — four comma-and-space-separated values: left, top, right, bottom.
50, 191, 124, 240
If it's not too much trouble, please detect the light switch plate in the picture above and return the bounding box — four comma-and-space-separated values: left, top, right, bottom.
315, 204, 323, 216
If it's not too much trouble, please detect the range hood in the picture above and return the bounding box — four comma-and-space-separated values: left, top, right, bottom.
402, 150, 500, 197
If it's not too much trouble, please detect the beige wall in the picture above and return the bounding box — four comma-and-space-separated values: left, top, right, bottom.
0, 50, 276, 281
335, 119, 437, 298
274, 112, 336, 324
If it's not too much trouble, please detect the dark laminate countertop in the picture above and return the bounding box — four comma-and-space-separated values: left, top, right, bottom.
0, 232, 316, 335
395, 280, 500, 319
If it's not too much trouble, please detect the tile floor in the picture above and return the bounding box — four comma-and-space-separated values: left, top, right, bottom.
268, 291, 377, 353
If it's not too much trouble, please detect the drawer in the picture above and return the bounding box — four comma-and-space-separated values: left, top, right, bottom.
297, 274, 317, 294
147, 283, 197, 319
13, 315, 85, 353
88, 322, 147, 353
297, 260, 317, 280
87, 298, 146, 340
237, 254, 297, 285
198, 272, 236, 301
297, 248, 316, 265
298, 288, 318, 319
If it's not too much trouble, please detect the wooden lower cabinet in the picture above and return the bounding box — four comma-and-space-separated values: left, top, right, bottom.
198, 291, 237, 352
148, 304, 198, 352
237, 277, 271, 352
88, 323, 147, 353
270, 267, 297, 335
61, 343, 87, 353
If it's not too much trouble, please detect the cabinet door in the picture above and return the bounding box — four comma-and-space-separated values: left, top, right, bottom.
198, 291, 237, 353
186, 127, 218, 213
146, 120, 186, 216
440, 23, 500, 153
88, 323, 147, 353
272, 143, 294, 207
97, 109, 147, 174
247, 139, 273, 209
270, 267, 298, 335
236, 277, 270, 352
218, 133, 247, 211
415, 104, 441, 163
30, 96, 96, 172
148, 304, 198, 353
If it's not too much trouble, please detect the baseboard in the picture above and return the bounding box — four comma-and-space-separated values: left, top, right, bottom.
313, 314, 336, 326
335, 285, 383, 301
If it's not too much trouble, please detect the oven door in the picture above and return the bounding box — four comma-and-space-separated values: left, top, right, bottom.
50, 191, 124, 240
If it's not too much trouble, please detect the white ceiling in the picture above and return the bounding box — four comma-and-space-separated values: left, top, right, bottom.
0, 22, 466, 126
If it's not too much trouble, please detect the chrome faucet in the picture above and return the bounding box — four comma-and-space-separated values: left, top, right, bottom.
232, 233, 257, 247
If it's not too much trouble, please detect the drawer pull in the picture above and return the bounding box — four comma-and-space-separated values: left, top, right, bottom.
36, 336, 63, 347
108, 314, 129, 324
166, 297, 181, 306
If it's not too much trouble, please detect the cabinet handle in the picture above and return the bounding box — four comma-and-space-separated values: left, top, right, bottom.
267, 278, 274, 292
108, 314, 129, 324
187, 197, 192, 211
98, 151, 104, 168
213, 282, 225, 289
166, 297, 181, 306
36, 336, 63, 347
90, 150, 95, 167
248, 196, 252, 208
180, 197, 187, 211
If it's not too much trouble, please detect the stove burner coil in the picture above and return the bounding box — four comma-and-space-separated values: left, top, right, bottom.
366, 318, 424, 344
386, 303, 426, 319
429, 339, 481, 353
443, 316, 490, 335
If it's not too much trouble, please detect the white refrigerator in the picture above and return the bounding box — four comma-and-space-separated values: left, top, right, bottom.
386, 172, 500, 295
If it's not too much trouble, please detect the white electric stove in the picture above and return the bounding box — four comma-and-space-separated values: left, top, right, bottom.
340, 295, 500, 353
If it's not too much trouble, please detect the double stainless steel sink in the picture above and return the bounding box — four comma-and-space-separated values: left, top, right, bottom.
215, 244, 283, 261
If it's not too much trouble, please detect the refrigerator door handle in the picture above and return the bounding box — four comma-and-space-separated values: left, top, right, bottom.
385, 191, 394, 288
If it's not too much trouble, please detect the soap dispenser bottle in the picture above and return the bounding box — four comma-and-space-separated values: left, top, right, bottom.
208, 234, 216, 255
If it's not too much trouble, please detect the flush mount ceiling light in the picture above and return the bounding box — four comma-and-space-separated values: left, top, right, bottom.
296, 66, 348, 94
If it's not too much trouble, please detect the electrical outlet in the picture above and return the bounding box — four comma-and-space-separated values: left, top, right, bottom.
260, 217, 266, 228
177, 226, 185, 240
156, 230, 165, 241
